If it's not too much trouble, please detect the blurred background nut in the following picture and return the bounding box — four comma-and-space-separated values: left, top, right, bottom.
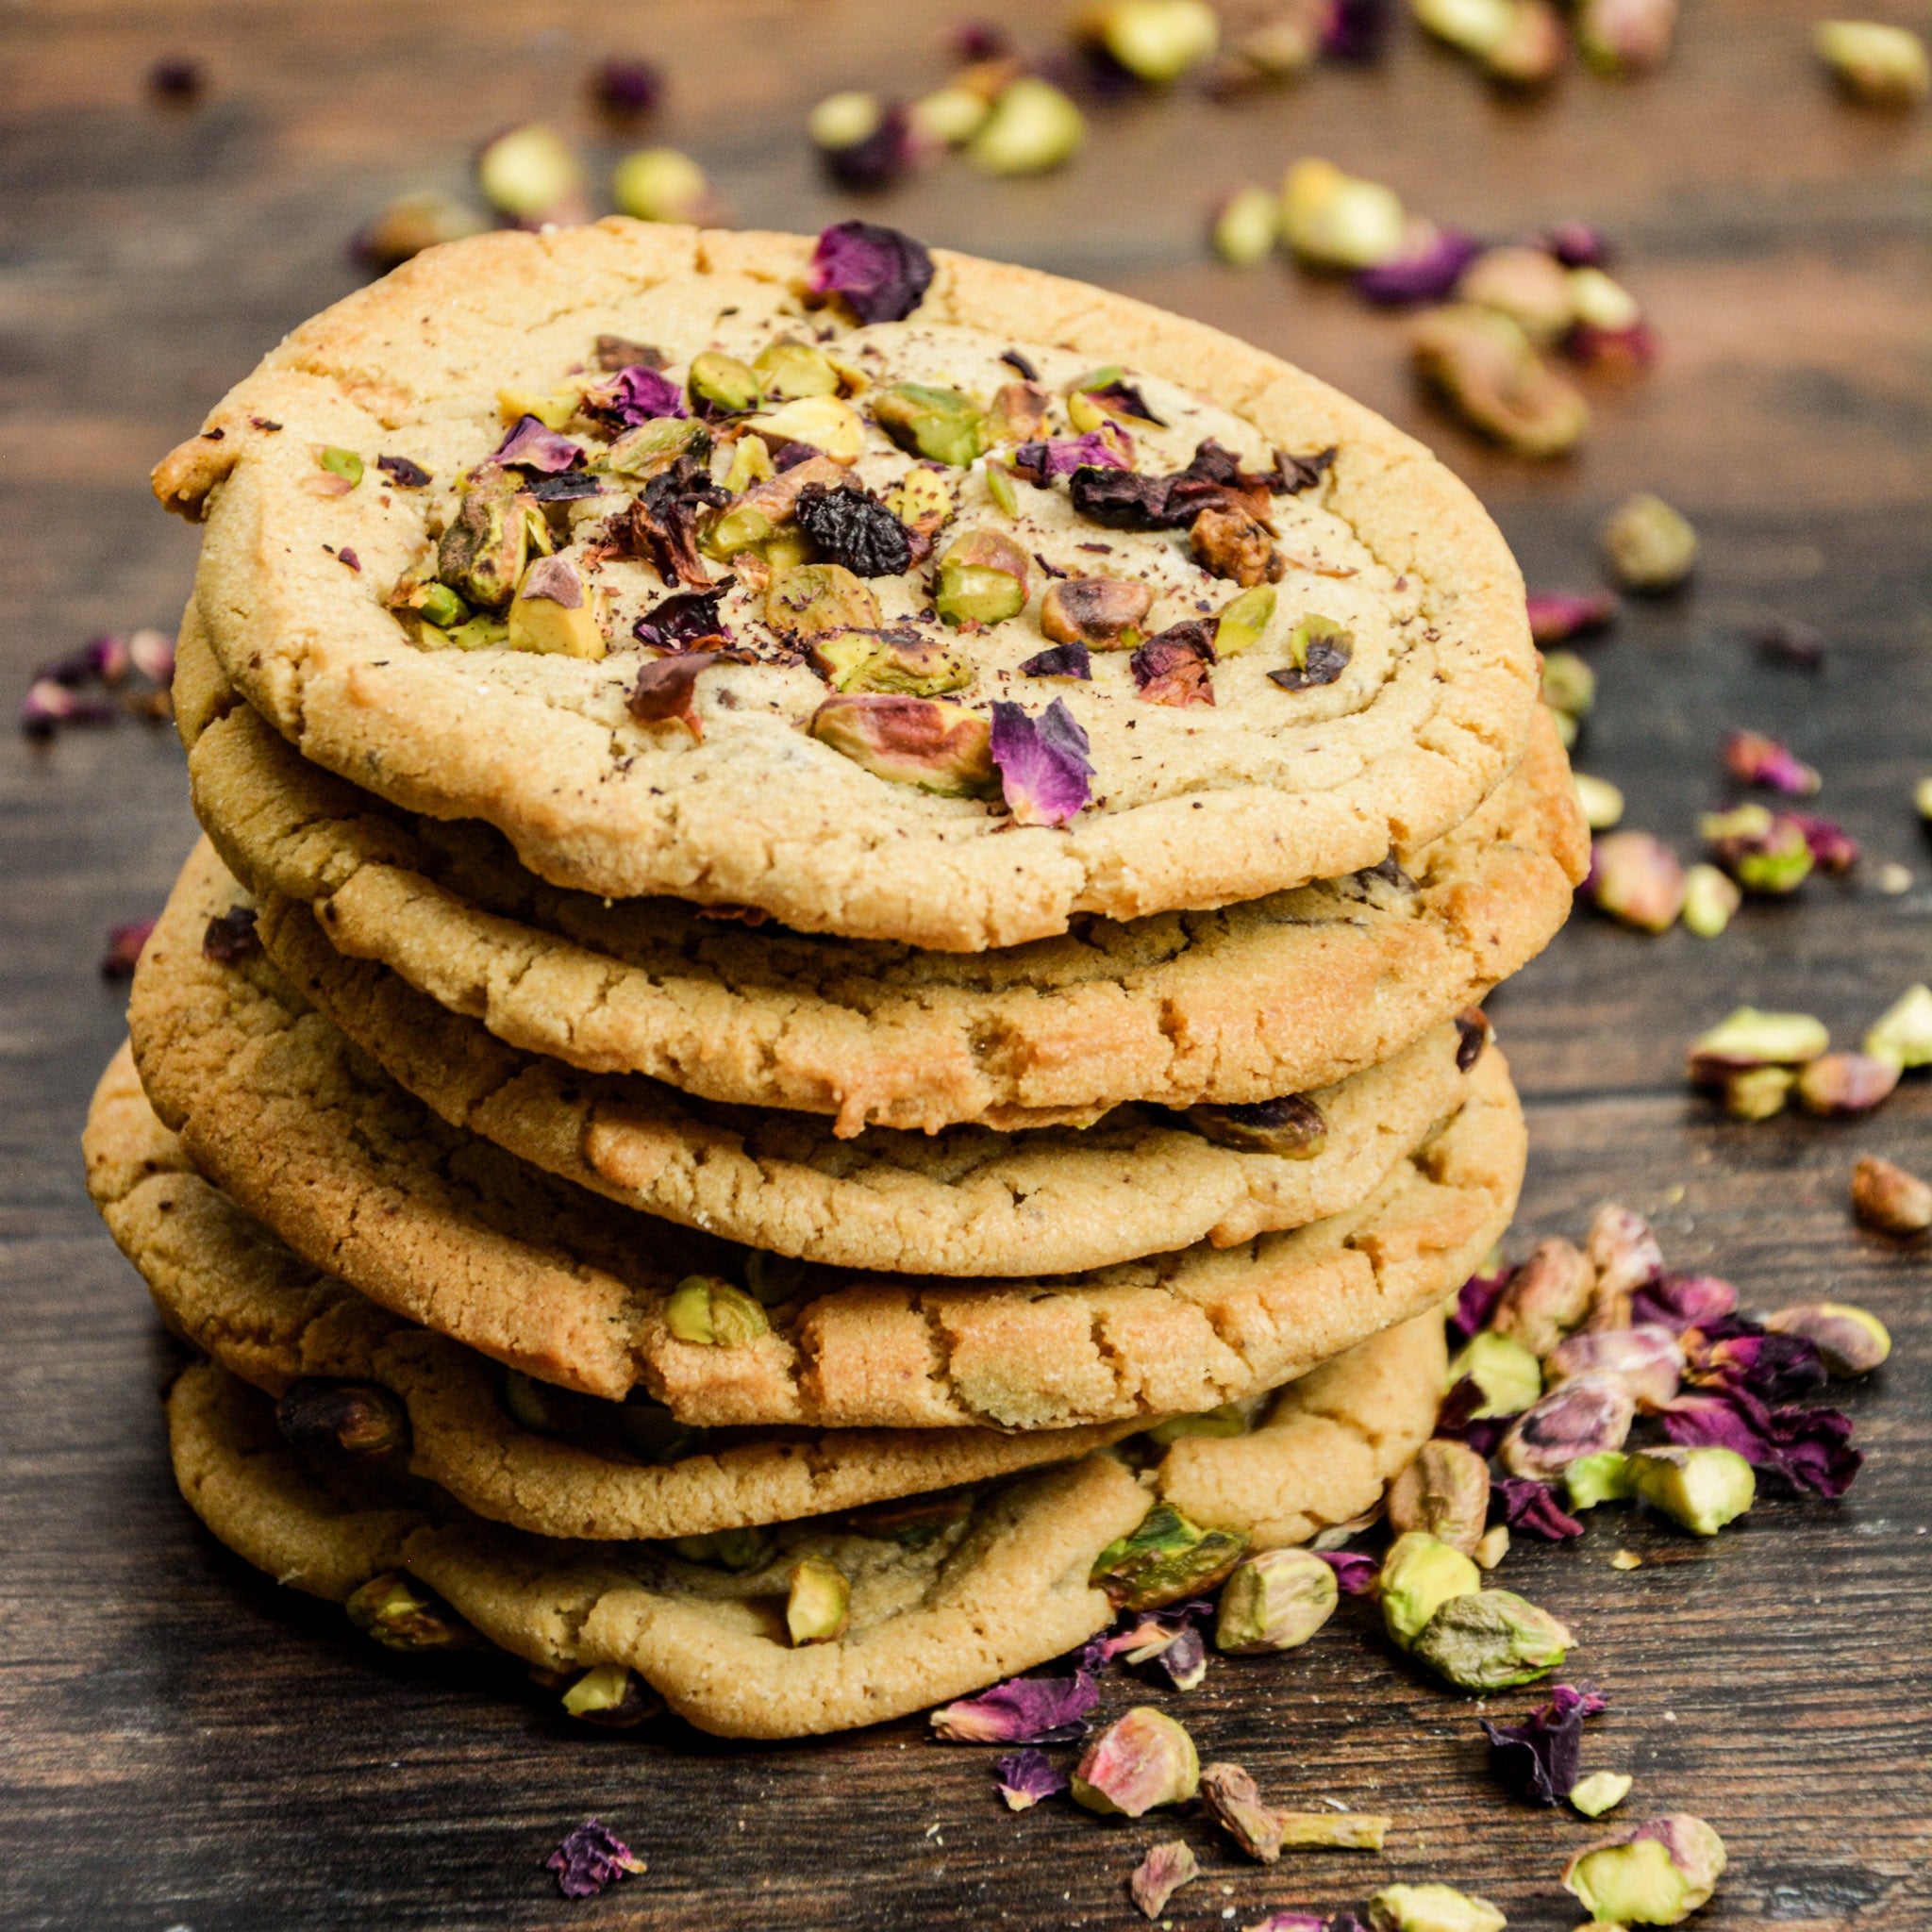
1681, 861, 1741, 937
1815, 20, 1930, 105
475, 123, 586, 225
1851, 1154, 1932, 1235
1211, 184, 1281, 265
1282, 158, 1406, 267
1387, 1439, 1492, 1554
1577, 0, 1679, 75
275, 1378, 409, 1460
1410, 304, 1589, 457
1795, 1050, 1900, 1115
970, 76, 1086, 175
1587, 830, 1685, 932
611, 146, 713, 223
1601, 491, 1698, 590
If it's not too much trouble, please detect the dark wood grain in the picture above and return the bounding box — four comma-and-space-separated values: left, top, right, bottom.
1, 3, 1928, 1927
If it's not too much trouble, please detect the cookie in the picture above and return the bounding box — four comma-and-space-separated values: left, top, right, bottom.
179, 613, 1584, 1136
126, 885, 1523, 1427
158, 220, 1538, 951
167, 1307, 1444, 1738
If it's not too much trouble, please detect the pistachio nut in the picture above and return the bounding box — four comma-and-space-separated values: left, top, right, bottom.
1278, 613, 1355, 687
1473, 1524, 1510, 1570
1214, 1547, 1340, 1653
1589, 830, 1686, 933
494, 385, 582, 431
600, 416, 708, 477
1379, 1531, 1482, 1649
1071, 1707, 1201, 1817
1491, 1236, 1596, 1357
1281, 158, 1407, 268
785, 1556, 851, 1645
664, 1274, 771, 1346
684, 350, 761, 415
1545, 1326, 1685, 1410
1569, 265, 1642, 330
1628, 1444, 1755, 1536
935, 528, 1029, 626
1815, 20, 1930, 104
1570, 1770, 1634, 1819
986, 380, 1050, 444
611, 146, 710, 224
1411, 304, 1589, 458
1763, 1302, 1890, 1376
766, 562, 883, 640
745, 393, 867, 463
1085, 0, 1221, 81
560, 1663, 663, 1727
1795, 1049, 1901, 1115
1576, 0, 1678, 74
1366, 1882, 1507, 1932
1181, 1093, 1326, 1157
1213, 184, 1282, 266
1587, 1202, 1666, 1307
1687, 1006, 1829, 1084
979, 462, 1017, 520
1091, 1501, 1249, 1610
1447, 1330, 1542, 1419
1387, 1441, 1492, 1556
1198, 1759, 1284, 1860
1701, 804, 1813, 893
1852, 1153, 1932, 1235
475, 123, 583, 221
809, 693, 996, 795
1863, 983, 1932, 1068
1459, 243, 1578, 341
883, 463, 958, 543
1681, 861, 1741, 937
1563, 1814, 1727, 1925
969, 76, 1086, 175
502, 1367, 592, 1436
1574, 773, 1624, 830
507, 558, 606, 659
438, 469, 540, 608
752, 339, 841, 401
720, 433, 775, 494
615, 1390, 703, 1464
670, 1525, 774, 1571
388, 575, 472, 639
873, 383, 990, 467
1500, 1375, 1636, 1480
1601, 492, 1697, 591
1147, 1402, 1253, 1445
1191, 504, 1284, 588
316, 444, 364, 490
810, 627, 972, 696
275, 1379, 409, 1460
1412, 0, 1515, 56
1541, 649, 1595, 719
443, 614, 509, 652
1039, 575, 1153, 651
1917, 774, 1932, 820
1412, 1586, 1573, 1690
355, 191, 489, 272
1565, 1450, 1636, 1510
908, 83, 991, 147
345, 1571, 476, 1652
1722, 1063, 1796, 1121
1212, 583, 1277, 656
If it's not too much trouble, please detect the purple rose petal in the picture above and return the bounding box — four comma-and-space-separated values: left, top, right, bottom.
633, 583, 733, 652
990, 697, 1094, 829
1314, 1550, 1378, 1595
544, 1818, 645, 1899
1660, 1390, 1861, 1499
1526, 590, 1618, 645
1436, 1375, 1519, 1457
1355, 225, 1482, 307
930, 1661, 1099, 1743
808, 220, 935, 325
491, 414, 585, 473
1495, 1475, 1585, 1541
1543, 221, 1612, 269
1322, 0, 1391, 60
1480, 1683, 1607, 1806
992, 1747, 1067, 1810
584, 362, 688, 426
1682, 1317, 1826, 1406
1448, 1264, 1512, 1344
1629, 1273, 1738, 1333
1784, 810, 1860, 874
1019, 640, 1092, 680
1009, 432, 1133, 487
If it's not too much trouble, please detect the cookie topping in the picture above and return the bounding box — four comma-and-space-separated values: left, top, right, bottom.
767, 561, 882, 638
626, 651, 741, 738
201, 904, 260, 963
808, 221, 936, 325
810, 627, 970, 696
580, 360, 687, 427
1019, 640, 1092, 678
1271, 614, 1355, 691
632, 583, 732, 651
793, 481, 913, 576
275, 1379, 409, 1460
989, 697, 1094, 827
1069, 437, 1280, 530
545, 1819, 646, 1901
808, 693, 996, 794
375, 454, 431, 489
1090, 1503, 1248, 1609
874, 382, 990, 467
1191, 502, 1284, 586
491, 415, 584, 473
935, 527, 1029, 625
664, 1274, 769, 1345
1010, 428, 1133, 485
1131, 622, 1216, 706
785, 1557, 851, 1645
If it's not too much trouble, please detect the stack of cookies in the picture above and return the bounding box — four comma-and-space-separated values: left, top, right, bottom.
87, 220, 1586, 1739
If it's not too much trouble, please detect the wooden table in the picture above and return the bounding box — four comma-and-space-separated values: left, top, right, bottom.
3, 3, 1927, 1925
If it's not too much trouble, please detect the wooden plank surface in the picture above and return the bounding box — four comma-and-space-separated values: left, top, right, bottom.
1, 3, 1928, 1926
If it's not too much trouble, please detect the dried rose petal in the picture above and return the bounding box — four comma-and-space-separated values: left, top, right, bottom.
21, 677, 115, 737
1683, 1317, 1826, 1406
582, 362, 687, 427
931, 1663, 1098, 1743
1355, 225, 1483, 306
376, 455, 433, 489
626, 650, 745, 741
1724, 729, 1820, 796
100, 919, 157, 979
1130, 1840, 1201, 1919
1480, 1682, 1607, 1806
1131, 623, 1216, 707
632, 584, 733, 651
1543, 221, 1612, 268
1629, 1273, 1738, 1332
993, 1747, 1067, 1810
491, 415, 585, 473
1785, 809, 1859, 874
808, 220, 935, 325
1009, 431, 1133, 486
1307, 1549, 1378, 1596
1324, 0, 1391, 59
1660, 1389, 1860, 1498
591, 57, 663, 120
1495, 1474, 1585, 1541
201, 905, 260, 963
1019, 641, 1092, 679
1070, 438, 1291, 531
990, 697, 1094, 828
1566, 320, 1659, 373
1448, 1265, 1513, 1344
1526, 590, 1617, 644
545, 1818, 645, 1899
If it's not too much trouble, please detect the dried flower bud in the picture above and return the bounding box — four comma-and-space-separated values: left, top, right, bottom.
1863, 983, 1932, 1068
1491, 1237, 1596, 1357
1816, 20, 1930, 104
1071, 1707, 1201, 1817
1367, 1883, 1507, 1932
345, 1572, 477, 1652
611, 146, 711, 223
1577, 0, 1678, 74
1680, 862, 1740, 938
1215, 1547, 1340, 1652
1574, 773, 1624, 830
664, 1274, 771, 1346
1564, 1813, 1727, 1925
1411, 305, 1589, 457
970, 76, 1086, 175
1546, 1326, 1685, 1409
1281, 158, 1407, 268
808, 92, 917, 191
1627, 1444, 1755, 1536
1090, 1502, 1249, 1609
1379, 1531, 1482, 1649
275, 1379, 409, 1460
1459, 244, 1577, 341
1795, 1050, 1900, 1116
1387, 1440, 1492, 1555
476, 123, 586, 223
1602, 492, 1696, 591
1130, 1840, 1200, 1918
1852, 1154, 1932, 1235
1357, 220, 1484, 305
1212, 184, 1281, 266
936, 528, 1030, 625
560, 1664, 663, 1727
1501, 1376, 1637, 1479
1564, 1449, 1636, 1510
785, 1556, 851, 1645
1687, 1006, 1830, 1086
1182, 1093, 1326, 1157
1587, 830, 1686, 932
1412, 1587, 1573, 1690
1571, 1771, 1634, 1819
1724, 728, 1819, 795
1447, 1330, 1543, 1419
1763, 1302, 1890, 1377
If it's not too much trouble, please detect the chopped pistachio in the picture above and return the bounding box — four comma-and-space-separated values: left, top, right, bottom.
1795, 1050, 1901, 1115
1545, 1329, 1684, 1410
873, 383, 989, 467
752, 340, 841, 402
1213, 583, 1277, 655
1283, 612, 1354, 677
1448, 1330, 1542, 1419
1574, 773, 1624, 830
745, 393, 866, 462
1071, 1707, 1200, 1817
1681, 861, 1741, 937
476, 123, 583, 220
1628, 1444, 1755, 1536
1586, 1202, 1664, 1309
1609, 1547, 1642, 1571
611, 146, 709, 223
1411, 305, 1589, 458
935, 528, 1030, 626
1763, 1302, 1890, 1376
1198, 1759, 1284, 1860
970, 76, 1086, 175
1041, 575, 1154, 651
1852, 1153, 1932, 1234
275, 1379, 409, 1460
1387, 1441, 1492, 1556
1917, 774, 1932, 820
1191, 504, 1283, 587
1565, 1450, 1636, 1510
981, 462, 1018, 518
1589, 830, 1686, 932
508, 558, 606, 659
785, 1556, 851, 1645
883, 463, 958, 538
1601, 492, 1698, 591
1147, 1402, 1252, 1445
1724, 1062, 1795, 1120
1379, 1531, 1482, 1649
1491, 1236, 1596, 1358
1088, 0, 1221, 82
1460, 243, 1578, 341
909, 83, 991, 146
1569, 266, 1642, 331
1367, 1881, 1507, 1932
560, 1663, 662, 1727
1500, 1376, 1636, 1481
664, 1274, 771, 1346
721, 433, 775, 494
444, 614, 509, 652
1564, 1815, 1727, 1925
686, 350, 761, 415
1215, 1547, 1339, 1653
810, 627, 972, 696
809, 693, 996, 795
439, 469, 539, 608
1129, 1839, 1199, 1919
495, 385, 583, 431
671, 1525, 774, 1571
1863, 983, 1932, 1068
316, 445, 364, 489
1412, 1586, 1573, 1690
1281, 158, 1407, 268
1541, 649, 1595, 718
1473, 1524, 1510, 1570
1091, 1501, 1249, 1609
1687, 1006, 1829, 1087
1213, 184, 1281, 266
601, 416, 708, 476
1182, 1093, 1325, 1157
1571, 1770, 1634, 1819
1701, 804, 1813, 893
986, 381, 1050, 444
345, 1571, 475, 1652
767, 562, 883, 640
1816, 20, 1930, 104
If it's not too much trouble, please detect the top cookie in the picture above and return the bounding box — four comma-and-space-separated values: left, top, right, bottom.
158, 221, 1537, 951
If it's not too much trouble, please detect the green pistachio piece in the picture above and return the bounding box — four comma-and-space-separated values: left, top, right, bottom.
1146, 1402, 1252, 1446
935, 528, 1030, 626
1472, 1523, 1509, 1570
1447, 1330, 1542, 1420
1367, 1881, 1507, 1932
345, 1572, 475, 1652
317, 445, 364, 489
1764, 1301, 1890, 1376
1541, 648, 1595, 717
1413, 1586, 1572, 1690
1387, 1441, 1491, 1556
1571, 1771, 1634, 1820
987, 381, 1050, 443
984, 462, 1020, 518
664, 1274, 771, 1347
969, 75, 1086, 176
687, 350, 762, 414
1565, 1450, 1636, 1510
1379, 1531, 1482, 1649
438, 469, 536, 609
1281, 158, 1406, 268
752, 340, 841, 400
1285, 612, 1354, 669
1411, 304, 1590, 458
785, 1556, 851, 1645
1816, 20, 1930, 104
883, 464, 958, 537
1723, 1062, 1795, 1120
767, 562, 883, 640
600, 416, 708, 476
442, 614, 509, 652
476, 123, 582, 219
1071, 1707, 1200, 1816
1688, 1005, 1830, 1079
559, 1663, 661, 1727
1041, 575, 1154, 650
1574, 772, 1624, 830
1214, 1547, 1338, 1653
1628, 1445, 1755, 1536
811, 627, 973, 697
1681, 860, 1740, 936
1864, 982, 1932, 1068
1564, 1815, 1726, 1925
703, 503, 778, 562
414, 581, 469, 630
1090, 1502, 1250, 1610
809, 693, 996, 796
746, 393, 868, 462
611, 146, 709, 224
496, 384, 583, 431
1213, 584, 1277, 655
1088, 0, 1220, 81
671, 1525, 774, 1571
1212, 184, 1281, 267
721, 432, 774, 493
1602, 492, 1698, 591
507, 558, 606, 659
908, 83, 991, 147
873, 383, 990, 468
